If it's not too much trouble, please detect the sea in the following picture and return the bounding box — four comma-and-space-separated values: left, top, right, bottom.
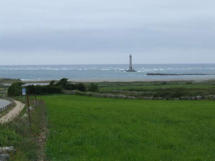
1, 64, 215, 82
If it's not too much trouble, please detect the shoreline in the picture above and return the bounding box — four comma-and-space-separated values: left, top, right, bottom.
21, 78, 215, 83
2, 77, 215, 84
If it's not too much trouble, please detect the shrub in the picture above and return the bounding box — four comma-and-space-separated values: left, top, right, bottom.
27, 85, 36, 95
64, 84, 76, 90
8, 82, 23, 96
49, 80, 56, 86
56, 78, 69, 88
88, 83, 99, 92
76, 83, 86, 91
27, 85, 62, 95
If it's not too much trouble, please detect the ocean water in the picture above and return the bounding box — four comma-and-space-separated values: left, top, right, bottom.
0, 64, 215, 81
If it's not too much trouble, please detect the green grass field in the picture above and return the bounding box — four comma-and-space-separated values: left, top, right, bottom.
97, 81, 215, 98
97, 81, 215, 91
43, 95, 215, 161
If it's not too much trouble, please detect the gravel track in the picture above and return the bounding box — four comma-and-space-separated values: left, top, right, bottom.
0, 100, 25, 124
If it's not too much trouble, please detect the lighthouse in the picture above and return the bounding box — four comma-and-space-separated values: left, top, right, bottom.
127, 54, 136, 72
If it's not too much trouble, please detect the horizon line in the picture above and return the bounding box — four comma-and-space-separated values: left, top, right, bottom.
0, 63, 215, 66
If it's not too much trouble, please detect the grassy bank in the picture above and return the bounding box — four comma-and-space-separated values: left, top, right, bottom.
43, 95, 215, 161
0, 98, 47, 161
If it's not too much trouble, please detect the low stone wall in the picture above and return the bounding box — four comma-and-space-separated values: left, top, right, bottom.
65, 90, 215, 100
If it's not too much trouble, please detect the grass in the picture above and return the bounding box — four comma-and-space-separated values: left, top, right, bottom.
43, 95, 215, 161
97, 81, 215, 91
94, 81, 215, 98
0, 97, 47, 161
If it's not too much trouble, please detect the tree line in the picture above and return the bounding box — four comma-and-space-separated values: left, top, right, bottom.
8, 78, 99, 96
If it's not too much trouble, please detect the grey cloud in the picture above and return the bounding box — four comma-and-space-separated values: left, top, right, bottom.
0, 0, 215, 64
1, 20, 215, 53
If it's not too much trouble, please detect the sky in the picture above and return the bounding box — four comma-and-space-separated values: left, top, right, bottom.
0, 0, 215, 65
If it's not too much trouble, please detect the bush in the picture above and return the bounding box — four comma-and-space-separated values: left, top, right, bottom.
49, 80, 56, 86
64, 84, 76, 90
27, 85, 62, 95
88, 83, 99, 92
7, 78, 90, 96
64, 83, 87, 92
56, 78, 69, 88
27, 85, 36, 95
8, 82, 23, 96
76, 83, 86, 91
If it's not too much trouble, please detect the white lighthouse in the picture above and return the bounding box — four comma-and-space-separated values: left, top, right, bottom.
127, 54, 136, 72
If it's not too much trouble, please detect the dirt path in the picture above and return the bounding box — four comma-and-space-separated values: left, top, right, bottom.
0, 100, 25, 124
37, 101, 47, 161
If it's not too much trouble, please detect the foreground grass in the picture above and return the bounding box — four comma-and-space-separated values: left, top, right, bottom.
0, 99, 47, 161
44, 95, 215, 161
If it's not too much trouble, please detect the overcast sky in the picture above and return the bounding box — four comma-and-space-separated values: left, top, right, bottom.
0, 0, 214, 65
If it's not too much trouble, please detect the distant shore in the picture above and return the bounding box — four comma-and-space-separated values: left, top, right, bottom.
20, 78, 215, 83
2, 77, 215, 84
146, 73, 212, 76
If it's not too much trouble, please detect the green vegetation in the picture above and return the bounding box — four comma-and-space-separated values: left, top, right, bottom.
6, 79, 215, 98
0, 79, 21, 96
97, 81, 215, 98
0, 86, 8, 97
3, 80, 215, 160
27, 85, 62, 95
88, 83, 99, 92
48, 78, 87, 92
43, 95, 215, 161
98, 81, 215, 91
7, 78, 99, 96
7, 82, 23, 97
0, 99, 47, 161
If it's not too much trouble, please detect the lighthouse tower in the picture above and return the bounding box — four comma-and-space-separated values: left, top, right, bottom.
127, 54, 136, 72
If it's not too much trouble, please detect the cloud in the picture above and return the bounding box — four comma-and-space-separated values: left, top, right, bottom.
0, 0, 215, 64
1, 21, 215, 52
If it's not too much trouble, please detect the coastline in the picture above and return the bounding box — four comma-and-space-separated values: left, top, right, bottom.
21, 78, 215, 83
2, 77, 215, 84
1, 64, 215, 83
